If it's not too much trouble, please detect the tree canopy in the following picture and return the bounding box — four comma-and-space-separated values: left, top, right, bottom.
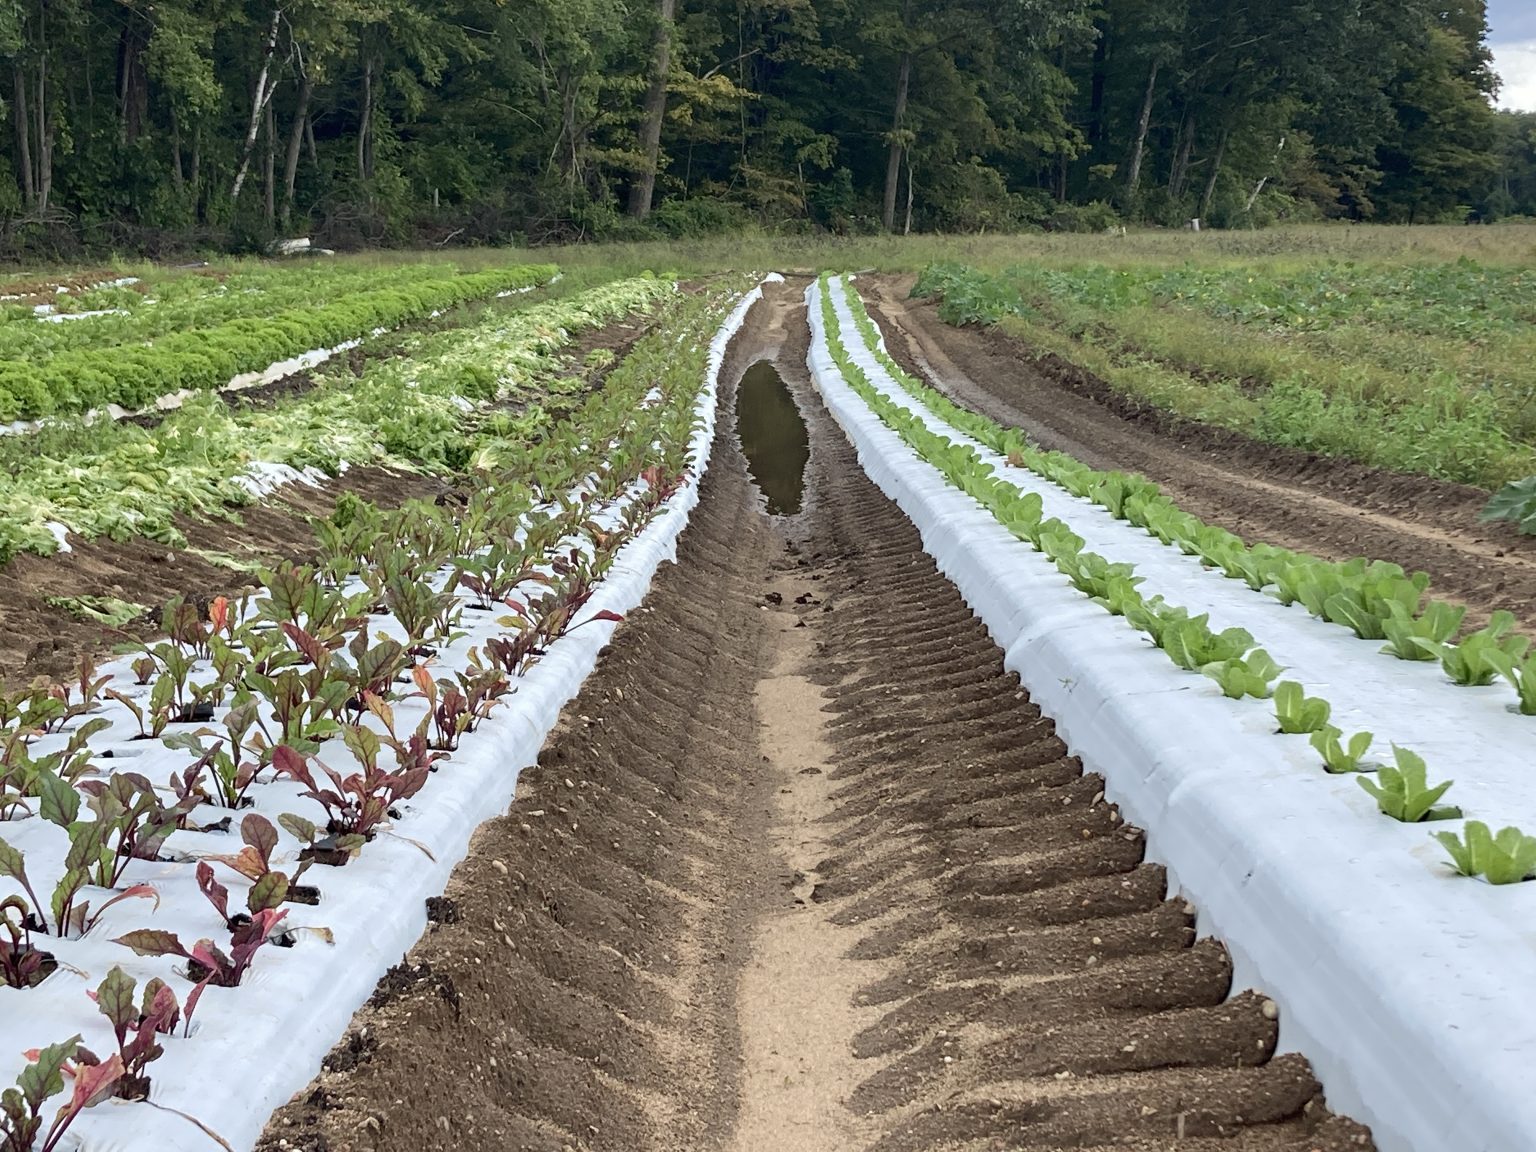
0, 0, 1514, 251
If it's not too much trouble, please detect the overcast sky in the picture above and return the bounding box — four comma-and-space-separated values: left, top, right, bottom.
1489, 0, 1536, 111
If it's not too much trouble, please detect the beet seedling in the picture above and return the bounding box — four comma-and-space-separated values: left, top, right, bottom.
207, 813, 315, 899
82, 966, 182, 1099
0, 831, 159, 939
1, 1035, 122, 1152
1435, 821, 1536, 884
1273, 681, 1332, 734
1357, 747, 1459, 822
1, 896, 54, 989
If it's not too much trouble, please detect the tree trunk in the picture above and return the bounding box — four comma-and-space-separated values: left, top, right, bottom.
881, 50, 911, 232
282, 73, 312, 223
357, 55, 374, 181
627, 0, 677, 219
1124, 60, 1157, 202
1168, 112, 1194, 199
263, 98, 276, 224
902, 152, 914, 235
190, 124, 202, 221
170, 109, 184, 192
1087, 24, 1108, 146
13, 68, 33, 208
305, 113, 317, 166
35, 46, 52, 213
1198, 125, 1229, 220
230, 7, 282, 202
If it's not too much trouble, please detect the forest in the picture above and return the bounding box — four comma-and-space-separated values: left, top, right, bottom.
0, 0, 1530, 253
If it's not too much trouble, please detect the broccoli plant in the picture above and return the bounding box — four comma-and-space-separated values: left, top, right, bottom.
1310, 726, 1376, 773
1273, 681, 1332, 734
1357, 747, 1458, 822
1436, 821, 1536, 884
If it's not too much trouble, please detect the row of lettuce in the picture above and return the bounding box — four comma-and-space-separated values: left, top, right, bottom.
0, 262, 558, 424
0, 279, 737, 1151
821, 274, 1536, 886
0, 275, 671, 565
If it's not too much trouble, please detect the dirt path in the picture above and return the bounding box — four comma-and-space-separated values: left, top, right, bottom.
861, 275, 1536, 631
257, 282, 1373, 1152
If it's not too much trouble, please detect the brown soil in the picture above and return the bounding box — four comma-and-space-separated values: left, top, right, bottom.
862, 275, 1536, 631
256, 281, 1373, 1152
0, 308, 656, 689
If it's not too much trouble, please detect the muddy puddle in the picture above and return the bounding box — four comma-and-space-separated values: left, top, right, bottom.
736, 359, 808, 515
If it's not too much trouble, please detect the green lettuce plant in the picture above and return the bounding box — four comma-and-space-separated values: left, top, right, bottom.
1357, 747, 1458, 822
1310, 726, 1376, 773
1435, 821, 1536, 884
1273, 681, 1331, 734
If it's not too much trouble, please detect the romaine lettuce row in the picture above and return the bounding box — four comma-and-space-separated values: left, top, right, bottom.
834, 275, 1533, 693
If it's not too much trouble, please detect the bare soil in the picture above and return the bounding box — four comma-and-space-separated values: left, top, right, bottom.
861, 275, 1536, 631
256, 281, 1374, 1152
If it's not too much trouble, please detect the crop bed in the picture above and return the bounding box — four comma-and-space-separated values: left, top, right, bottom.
0, 266, 767, 1151
812, 273, 1536, 1152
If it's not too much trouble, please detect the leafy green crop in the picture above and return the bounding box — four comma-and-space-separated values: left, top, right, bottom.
1202, 649, 1282, 700
1273, 681, 1331, 734
1380, 600, 1465, 661
1415, 611, 1531, 686
1481, 477, 1536, 536
1436, 821, 1536, 884
1357, 747, 1458, 822
1310, 726, 1376, 773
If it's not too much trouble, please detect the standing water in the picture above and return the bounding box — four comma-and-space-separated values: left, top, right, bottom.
736, 360, 809, 515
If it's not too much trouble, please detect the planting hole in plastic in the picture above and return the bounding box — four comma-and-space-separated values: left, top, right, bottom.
736, 359, 808, 516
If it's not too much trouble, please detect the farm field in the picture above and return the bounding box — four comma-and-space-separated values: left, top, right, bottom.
1, 233, 1534, 1152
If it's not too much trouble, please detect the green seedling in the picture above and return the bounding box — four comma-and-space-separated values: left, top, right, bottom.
1273, 681, 1331, 734
1310, 725, 1376, 773
1435, 821, 1536, 884
1357, 746, 1458, 822
1414, 611, 1530, 686
1380, 600, 1466, 661
1201, 649, 1283, 700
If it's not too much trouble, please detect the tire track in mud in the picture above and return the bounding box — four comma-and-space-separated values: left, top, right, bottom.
259, 281, 1374, 1152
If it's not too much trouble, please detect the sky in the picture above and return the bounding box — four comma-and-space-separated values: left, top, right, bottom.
1489, 0, 1536, 111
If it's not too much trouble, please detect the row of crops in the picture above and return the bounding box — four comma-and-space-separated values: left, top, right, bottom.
809, 273, 1536, 1152
913, 262, 1536, 488
0, 261, 559, 424
0, 266, 757, 1150
0, 275, 672, 564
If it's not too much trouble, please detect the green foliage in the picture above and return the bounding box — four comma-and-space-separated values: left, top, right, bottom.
1201, 649, 1283, 700
1436, 821, 1536, 884
1482, 477, 1536, 536
1310, 726, 1376, 773
1357, 747, 1459, 823
1273, 681, 1331, 734
1416, 611, 1531, 687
